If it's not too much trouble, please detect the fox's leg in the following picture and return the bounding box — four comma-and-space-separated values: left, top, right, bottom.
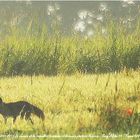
29, 118, 34, 124
4, 117, 7, 124
20, 112, 25, 119
13, 117, 17, 124
25, 113, 34, 124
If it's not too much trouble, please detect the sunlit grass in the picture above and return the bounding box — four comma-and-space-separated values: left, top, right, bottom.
0, 70, 139, 135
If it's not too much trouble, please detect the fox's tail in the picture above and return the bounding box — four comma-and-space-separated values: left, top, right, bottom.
32, 105, 45, 121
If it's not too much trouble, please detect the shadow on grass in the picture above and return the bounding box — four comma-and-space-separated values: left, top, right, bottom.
2, 128, 42, 135
1, 129, 140, 140
3, 129, 23, 135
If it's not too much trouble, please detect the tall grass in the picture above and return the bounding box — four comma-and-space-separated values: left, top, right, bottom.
0, 21, 139, 76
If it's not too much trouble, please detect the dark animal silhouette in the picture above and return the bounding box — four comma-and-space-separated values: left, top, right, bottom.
0, 98, 45, 124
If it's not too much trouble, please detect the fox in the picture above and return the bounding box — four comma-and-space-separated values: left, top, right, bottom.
0, 98, 45, 124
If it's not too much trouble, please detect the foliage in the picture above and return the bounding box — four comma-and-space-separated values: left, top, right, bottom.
0, 21, 139, 76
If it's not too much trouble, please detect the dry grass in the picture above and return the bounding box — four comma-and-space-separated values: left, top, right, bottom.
0, 70, 139, 135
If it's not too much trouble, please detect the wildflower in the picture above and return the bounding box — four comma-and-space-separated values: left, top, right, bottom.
87, 11, 94, 18
47, 5, 55, 15
99, 3, 108, 12
127, 0, 135, 5
102, 28, 107, 35
78, 10, 88, 20
55, 3, 60, 10
126, 108, 133, 116
122, 3, 128, 7
122, 20, 128, 24
56, 15, 62, 21
127, 18, 134, 22
86, 18, 93, 24
74, 20, 86, 32
96, 15, 103, 22
122, 0, 135, 5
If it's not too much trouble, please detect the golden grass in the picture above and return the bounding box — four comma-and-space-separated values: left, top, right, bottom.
0, 70, 139, 134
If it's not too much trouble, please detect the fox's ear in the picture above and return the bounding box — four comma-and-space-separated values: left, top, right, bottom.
0, 98, 3, 104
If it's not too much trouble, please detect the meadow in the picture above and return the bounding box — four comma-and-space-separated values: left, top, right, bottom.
0, 1, 140, 139
0, 69, 139, 136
